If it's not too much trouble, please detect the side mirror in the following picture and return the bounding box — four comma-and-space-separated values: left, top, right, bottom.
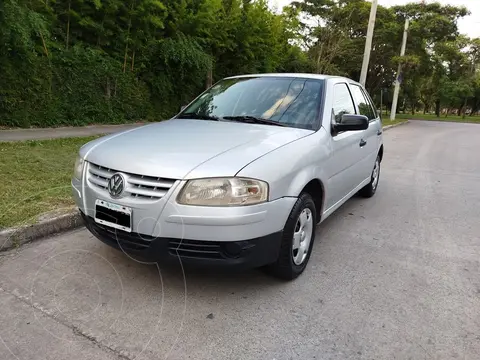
334, 114, 369, 132
180, 105, 187, 112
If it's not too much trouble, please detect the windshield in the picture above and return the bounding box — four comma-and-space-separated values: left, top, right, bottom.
177, 77, 324, 130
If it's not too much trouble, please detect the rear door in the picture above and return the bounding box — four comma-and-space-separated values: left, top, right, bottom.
362, 87, 383, 150
348, 83, 380, 181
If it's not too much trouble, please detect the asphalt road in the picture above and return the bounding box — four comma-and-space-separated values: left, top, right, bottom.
1, 120, 479, 360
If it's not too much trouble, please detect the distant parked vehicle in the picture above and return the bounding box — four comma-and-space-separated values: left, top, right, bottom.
72, 73, 383, 280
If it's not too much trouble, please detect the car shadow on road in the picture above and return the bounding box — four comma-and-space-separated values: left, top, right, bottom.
96, 192, 368, 296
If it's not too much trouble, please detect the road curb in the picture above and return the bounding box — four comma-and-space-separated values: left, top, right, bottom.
0, 211, 83, 252
383, 120, 409, 131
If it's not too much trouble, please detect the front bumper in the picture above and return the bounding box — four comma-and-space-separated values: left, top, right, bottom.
72, 174, 296, 242
81, 212, 283, 268
73, 171, 295, 268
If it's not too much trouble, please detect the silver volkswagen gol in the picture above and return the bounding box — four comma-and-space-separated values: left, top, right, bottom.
72, 73, 383, 280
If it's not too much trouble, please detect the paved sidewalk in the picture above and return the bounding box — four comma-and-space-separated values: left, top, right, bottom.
0, 123, 146, 142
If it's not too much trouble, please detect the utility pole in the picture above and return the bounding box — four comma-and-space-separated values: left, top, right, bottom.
359, 0, 378, 86
390, 18, 409, 121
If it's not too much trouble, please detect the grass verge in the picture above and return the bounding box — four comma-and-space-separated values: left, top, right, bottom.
385, 113, 480, 124
0, 136, 99, 229
381, 118, 407, 127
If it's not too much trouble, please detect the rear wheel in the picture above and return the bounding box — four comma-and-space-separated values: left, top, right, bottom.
359, 155, 380, 198
265, 193, 316, 280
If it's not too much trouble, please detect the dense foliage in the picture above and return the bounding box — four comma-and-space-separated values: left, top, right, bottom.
0, 0, 308, 127
1, 0, 479, 127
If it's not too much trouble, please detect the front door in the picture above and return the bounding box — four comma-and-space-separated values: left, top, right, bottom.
324, 82, 365, 210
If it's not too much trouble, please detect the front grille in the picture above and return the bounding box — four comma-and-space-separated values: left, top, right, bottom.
87, 162, 177, 200
168, 239, 223, 259
92, 220, 155, 251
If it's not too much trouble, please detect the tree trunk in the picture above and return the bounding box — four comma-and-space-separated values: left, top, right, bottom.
470, 104, 479, 116
39, 30, 52, 95
315, 42, 324, 74
435, 100, 440, 117
130, 50, 135, 72
97, 14, 106, 47
123, 45, 129, 73
39, 31, 49, 57
66, 0, 71, 50
462, 97, 468, 119
106, 78, 111, 99
123, 2, 134, 73
423, 104, 427, 114
205, 67, 213, 89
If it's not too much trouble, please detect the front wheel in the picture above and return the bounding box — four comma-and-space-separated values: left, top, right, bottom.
359, 155, 380, 198
265, 193, 316, 280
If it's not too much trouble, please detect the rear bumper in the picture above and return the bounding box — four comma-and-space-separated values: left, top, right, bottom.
81, 212, 282, 269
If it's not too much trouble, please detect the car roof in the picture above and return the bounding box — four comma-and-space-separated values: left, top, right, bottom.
224, 73, 359, 85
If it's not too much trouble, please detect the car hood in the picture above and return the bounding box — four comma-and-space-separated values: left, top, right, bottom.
81, 119, 313, 180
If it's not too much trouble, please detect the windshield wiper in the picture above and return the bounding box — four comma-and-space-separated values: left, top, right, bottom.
176, 113, 221, 121
222, 116, 287, 127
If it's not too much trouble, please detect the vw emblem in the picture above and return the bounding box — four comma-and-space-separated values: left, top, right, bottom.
108, 173, 125, 198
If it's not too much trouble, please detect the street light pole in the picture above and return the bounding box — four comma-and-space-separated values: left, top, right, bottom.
390, 18, 409, 121
359, 0, 378, 86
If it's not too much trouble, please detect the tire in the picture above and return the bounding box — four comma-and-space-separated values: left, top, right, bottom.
265, 192, 317, 280
359, 155, 381, 198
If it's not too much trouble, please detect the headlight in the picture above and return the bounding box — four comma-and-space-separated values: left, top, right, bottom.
177, 177, 268, 206
73, 155, 85, 179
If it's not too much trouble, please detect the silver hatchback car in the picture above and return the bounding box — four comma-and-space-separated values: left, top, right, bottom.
72, 73, 383, 280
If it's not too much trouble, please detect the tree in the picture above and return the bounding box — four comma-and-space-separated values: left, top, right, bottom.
1, 0, 478, 127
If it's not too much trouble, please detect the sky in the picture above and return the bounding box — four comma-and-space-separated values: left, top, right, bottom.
271, 0, 480, 39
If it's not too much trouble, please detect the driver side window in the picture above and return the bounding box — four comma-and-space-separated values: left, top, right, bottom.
332, 83, 356, 125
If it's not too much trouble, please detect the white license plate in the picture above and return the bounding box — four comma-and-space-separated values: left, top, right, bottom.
94, 199, 132, 232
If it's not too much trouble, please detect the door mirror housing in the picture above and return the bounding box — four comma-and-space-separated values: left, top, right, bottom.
180, 105, 187, 112
334, 114, 369, 132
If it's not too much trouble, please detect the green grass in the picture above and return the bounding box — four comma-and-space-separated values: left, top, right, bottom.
381, 118, 407, 127
383, 113, 480, 124
0, 136, 99, 229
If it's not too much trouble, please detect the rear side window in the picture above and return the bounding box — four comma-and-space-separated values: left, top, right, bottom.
332, 83, 356, 123
362, 88, 378, 119
350, 84, 376, 120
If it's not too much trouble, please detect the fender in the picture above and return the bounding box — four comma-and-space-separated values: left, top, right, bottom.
237, 129, 330, 202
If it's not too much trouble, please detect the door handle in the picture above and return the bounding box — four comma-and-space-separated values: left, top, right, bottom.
377, 130, 382, 136
359, 139, 367, 147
